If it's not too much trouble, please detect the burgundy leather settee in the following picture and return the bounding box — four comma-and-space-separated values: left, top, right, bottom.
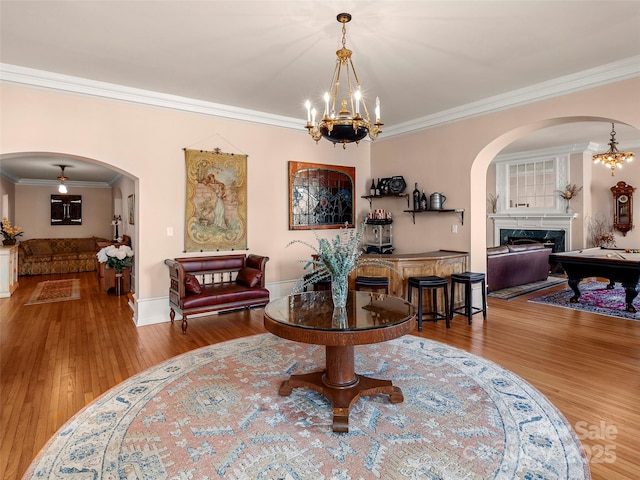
164, 254, 269, 333
486, 244, 552, 292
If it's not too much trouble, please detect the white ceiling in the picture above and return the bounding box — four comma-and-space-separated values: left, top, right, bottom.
1, 0, 640, 183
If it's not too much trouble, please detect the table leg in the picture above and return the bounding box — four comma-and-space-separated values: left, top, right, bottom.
278, 345, 404, 433
622, 283, 638, 313
568, 277, 582, 303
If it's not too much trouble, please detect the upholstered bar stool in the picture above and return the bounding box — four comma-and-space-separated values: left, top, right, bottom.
302, 273, 331, 292
449, 272, 487, 328
354, 276, 389, 294
407, 276, 449, 331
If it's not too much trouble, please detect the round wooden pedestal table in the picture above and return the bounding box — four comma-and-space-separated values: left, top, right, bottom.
264, 291, 415, 433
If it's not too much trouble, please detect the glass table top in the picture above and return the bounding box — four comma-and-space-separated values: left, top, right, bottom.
264, 291, 415, 331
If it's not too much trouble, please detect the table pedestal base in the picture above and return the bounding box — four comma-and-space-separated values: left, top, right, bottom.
278, 345, 404, 432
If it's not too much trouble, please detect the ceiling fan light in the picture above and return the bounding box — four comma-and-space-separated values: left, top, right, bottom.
56, 164, 69, 192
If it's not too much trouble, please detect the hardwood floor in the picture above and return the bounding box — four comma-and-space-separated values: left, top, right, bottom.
1, 272, 638, 479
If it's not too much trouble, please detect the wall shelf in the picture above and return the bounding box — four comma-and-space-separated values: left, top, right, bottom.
361, 193, 410, 208
403, 208, 465, 225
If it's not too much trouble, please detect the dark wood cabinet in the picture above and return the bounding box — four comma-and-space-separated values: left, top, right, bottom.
51, 195, 82, 225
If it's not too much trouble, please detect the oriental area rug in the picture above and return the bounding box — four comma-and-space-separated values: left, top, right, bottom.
529, 281, 640, 321
25, 279, 80, 305
24, 334, 590, 479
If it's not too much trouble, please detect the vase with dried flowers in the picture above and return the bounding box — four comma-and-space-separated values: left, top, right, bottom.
556, 184, 583, 213
1, 217, 23, 246
288, 223, 399, 319
487, 194, 499, 214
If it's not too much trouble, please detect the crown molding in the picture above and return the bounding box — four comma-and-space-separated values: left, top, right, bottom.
493, 143, 597, 163
2, 55, 639, 138
0, 64, 302, 131
383, 56, 640, 138
13, 179, 114, 189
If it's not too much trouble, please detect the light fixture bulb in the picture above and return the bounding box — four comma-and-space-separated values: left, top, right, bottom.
56, 165, 70, 192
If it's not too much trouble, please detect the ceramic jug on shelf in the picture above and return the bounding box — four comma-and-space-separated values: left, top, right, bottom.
430, 192, 446, 210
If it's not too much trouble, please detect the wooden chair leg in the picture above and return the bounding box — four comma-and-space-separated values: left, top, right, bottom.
182, 316, 188, 334
169, 308, 175, 323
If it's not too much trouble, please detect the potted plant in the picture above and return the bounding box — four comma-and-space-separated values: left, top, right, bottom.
288, 223, 398, 314
1, 217, 23, 246
96, 244, 134, 295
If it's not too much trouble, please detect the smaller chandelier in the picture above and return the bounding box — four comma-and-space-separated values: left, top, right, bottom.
592, 123, 634, 176
305, 13, 382, 148
56, 165, 69, 193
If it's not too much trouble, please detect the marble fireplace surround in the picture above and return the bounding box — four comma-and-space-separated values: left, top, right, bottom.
489, 213, 576, 253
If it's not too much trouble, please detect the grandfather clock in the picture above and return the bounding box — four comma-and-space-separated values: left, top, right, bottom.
611, 181, 635, 236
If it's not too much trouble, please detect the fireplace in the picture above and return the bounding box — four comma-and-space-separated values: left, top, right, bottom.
491, 212, 574, 253
500, 229, 566, 253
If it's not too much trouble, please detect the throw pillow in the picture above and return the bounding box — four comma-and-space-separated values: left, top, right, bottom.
30, 240, 53, 256
184, 274, 202, 294
236, 267, 263, 288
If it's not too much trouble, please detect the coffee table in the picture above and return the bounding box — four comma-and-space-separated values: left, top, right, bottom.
263, 290, 415, 432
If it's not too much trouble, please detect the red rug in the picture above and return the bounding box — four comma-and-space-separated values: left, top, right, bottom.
528, 281, 639, 321
24, 334, 590, 479
25, 279, 80, 305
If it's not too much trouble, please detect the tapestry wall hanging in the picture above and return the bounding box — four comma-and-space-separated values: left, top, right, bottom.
184, 148, 247, 251
289, 161, 355, 230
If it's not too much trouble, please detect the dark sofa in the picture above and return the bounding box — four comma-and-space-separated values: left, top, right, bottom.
486, 244, 552, 292
164, 254, 270, 333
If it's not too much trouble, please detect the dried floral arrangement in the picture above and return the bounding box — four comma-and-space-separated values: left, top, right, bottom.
487, 194, 499, 213
585, 215, 616, 248
556, 184, 583, 201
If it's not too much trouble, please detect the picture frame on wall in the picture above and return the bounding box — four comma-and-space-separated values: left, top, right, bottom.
288, 161, 355, 230
128, 194, 135, 225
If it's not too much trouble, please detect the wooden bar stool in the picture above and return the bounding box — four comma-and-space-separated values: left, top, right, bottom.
449, 272, 487, 328
354, 276, 389, 294
407, 276, 449, 331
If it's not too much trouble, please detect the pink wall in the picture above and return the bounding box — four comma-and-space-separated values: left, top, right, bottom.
372, 77, 640, 271
0, 83, 371, 317
14, 185, 113, 239
2, 77, 638, 324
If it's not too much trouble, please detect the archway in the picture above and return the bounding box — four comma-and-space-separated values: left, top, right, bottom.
469, 117, 640, 272
0, 152, 139, 294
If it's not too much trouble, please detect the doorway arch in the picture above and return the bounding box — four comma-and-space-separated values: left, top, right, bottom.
469, 116, 640, 272
0, 151, 139, 294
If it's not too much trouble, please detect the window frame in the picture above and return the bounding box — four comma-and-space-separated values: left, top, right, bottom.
495, 154, 569, 214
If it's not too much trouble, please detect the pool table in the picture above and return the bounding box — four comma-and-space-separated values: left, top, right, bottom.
550, 247, 640, 313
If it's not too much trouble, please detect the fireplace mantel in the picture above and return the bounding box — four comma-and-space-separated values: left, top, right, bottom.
488, 212, 577, 222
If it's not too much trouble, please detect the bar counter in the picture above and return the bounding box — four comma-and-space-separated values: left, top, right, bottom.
349, 250, 469, 300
